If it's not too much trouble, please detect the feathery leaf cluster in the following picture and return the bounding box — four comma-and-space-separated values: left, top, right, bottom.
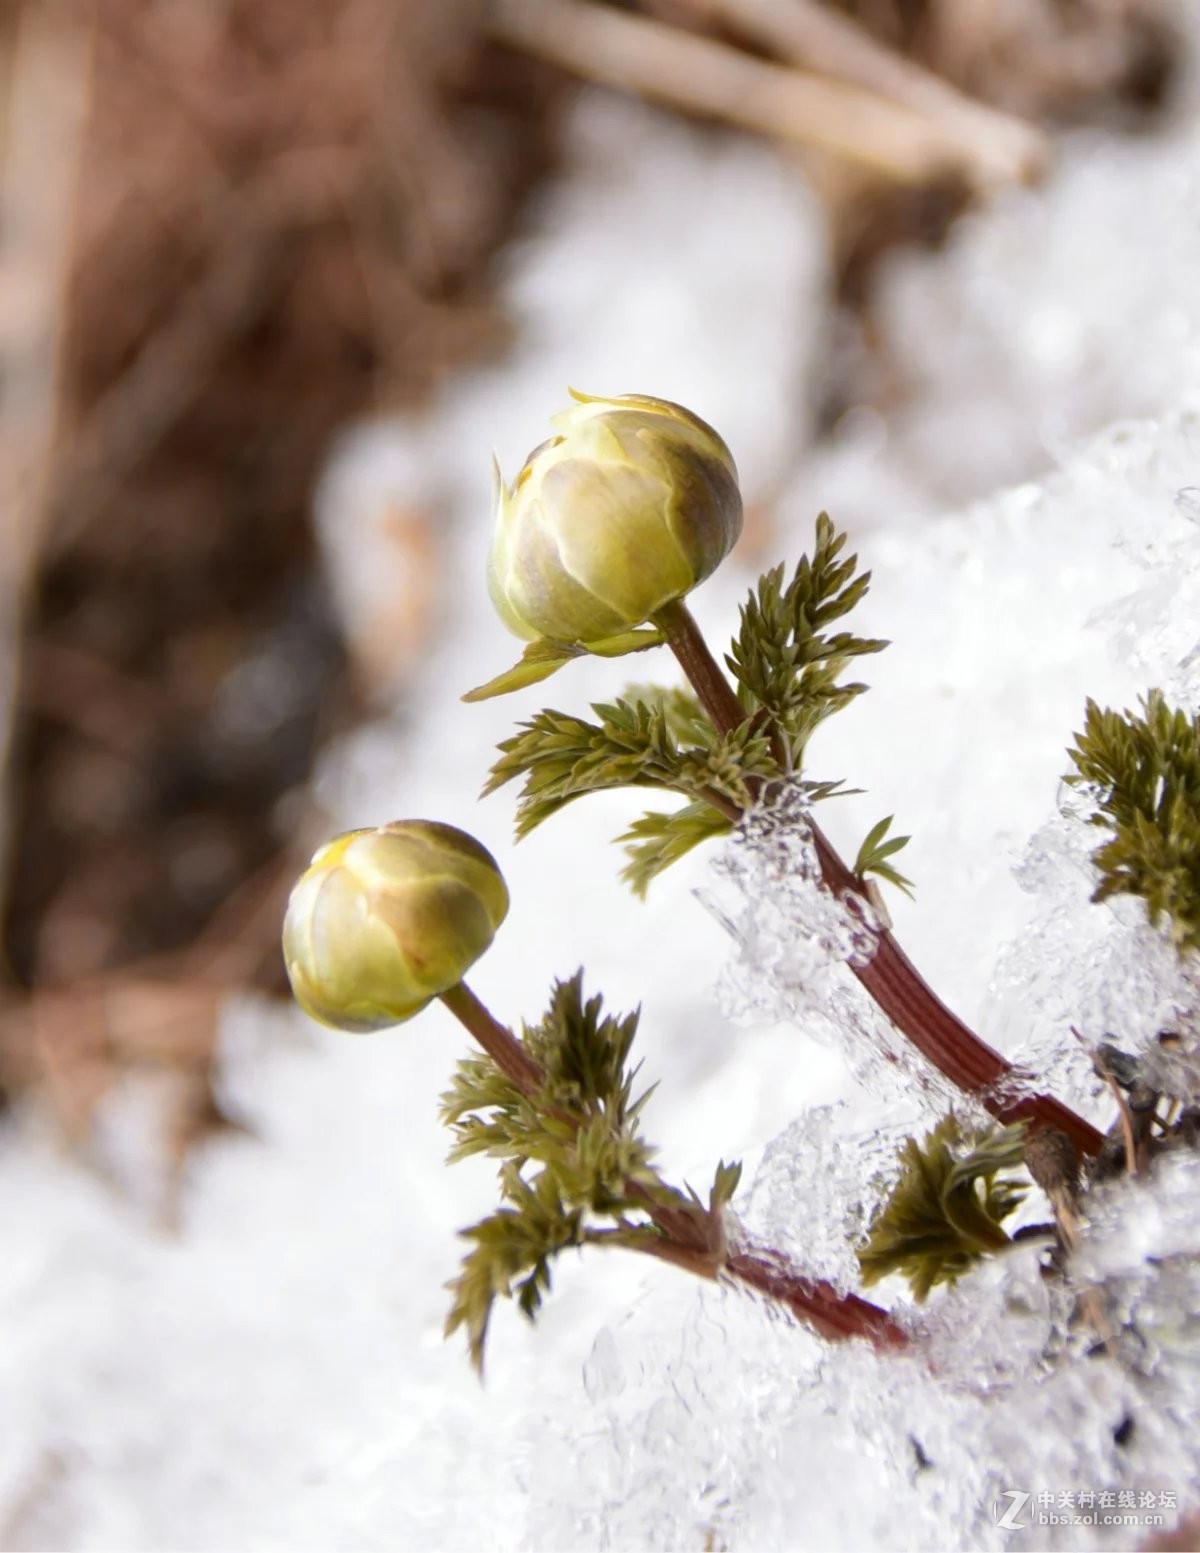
484, 692, 775, 840
444, 1167, 586, 1367
1067, 691, 1200, 949
440, 972, 735, 1370
618, 803, 735, 898
858, 1116, 1027, 1301
726, 512, 888, 773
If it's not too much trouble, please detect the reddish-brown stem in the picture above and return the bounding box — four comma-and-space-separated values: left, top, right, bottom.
726, 1250, 909, 1349
441, 979, 903, 1346
623, 1211, 907, 1350
440, 982, 542, 1096
653, 599, 746, 739
656, 599, 1105, 1158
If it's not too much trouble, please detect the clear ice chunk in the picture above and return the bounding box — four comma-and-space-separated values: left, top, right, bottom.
738, 1103, 916, 1294
699, 786, 970, 1115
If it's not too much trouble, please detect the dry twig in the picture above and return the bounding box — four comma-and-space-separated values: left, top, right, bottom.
490, 0, 986, 184
659, 0, 1047, 185
0, 3, 93, 888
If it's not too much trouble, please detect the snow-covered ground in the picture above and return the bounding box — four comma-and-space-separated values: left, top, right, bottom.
5, 62, 1200, 1550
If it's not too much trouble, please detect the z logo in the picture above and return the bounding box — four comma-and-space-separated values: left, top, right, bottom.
993, 1490, 1032, 1530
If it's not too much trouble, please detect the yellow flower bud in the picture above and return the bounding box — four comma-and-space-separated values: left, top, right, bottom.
282, 821, 509, 1032
488, 390, 742, 644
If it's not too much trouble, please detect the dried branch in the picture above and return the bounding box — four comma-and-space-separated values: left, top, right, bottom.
0, 3, 94, 893
490, 0, 983, 185
663, 0, 1047, 186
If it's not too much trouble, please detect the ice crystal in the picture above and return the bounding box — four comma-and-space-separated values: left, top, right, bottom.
699, 788, 966, 1115
986, 810, 1198, 1116
536, 1135, 1200, 1551
701, 787, 882, 979
864, 129, 1200, 513
738, 1104, 909, 1294
581, 1325, 627, 1404
1082, 412, 1200, 716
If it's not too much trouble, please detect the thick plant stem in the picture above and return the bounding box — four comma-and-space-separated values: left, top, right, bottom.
726, 1250, 909, 1348
441, 978, 904, 1347
656, 600, 1105, 1158
808, 829, 1103, 1154
440, 982, 542, 1096
653, 598, 746, 737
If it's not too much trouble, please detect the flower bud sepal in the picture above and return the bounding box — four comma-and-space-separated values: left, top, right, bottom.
462, 626, 664, 703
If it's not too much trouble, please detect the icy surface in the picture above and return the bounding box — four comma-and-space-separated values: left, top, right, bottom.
528, 1153, 1200, 1553
6, 60, 1200, 1553
700, 788, 969, 1118
738, 1103, 908, 1293
989, 808, 1200, 1115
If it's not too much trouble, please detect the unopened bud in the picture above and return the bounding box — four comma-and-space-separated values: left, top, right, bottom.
488, 390, 742, 644
283, 821, 509, 1032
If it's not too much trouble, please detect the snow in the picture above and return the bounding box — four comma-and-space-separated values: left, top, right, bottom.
6, 66, 1200, 1551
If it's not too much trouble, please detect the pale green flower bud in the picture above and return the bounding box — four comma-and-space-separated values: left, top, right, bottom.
282, 821, 509, 1032
488, 390, 742, 644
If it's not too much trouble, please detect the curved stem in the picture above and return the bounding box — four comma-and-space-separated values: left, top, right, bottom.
656, 599, 1105, 1157
725, 1250, 909, 1349
439, 982, 542, 1096
622, 1218, 909, 1349
691, 783, 743, 824
653, 599, 745, 737
809, 824, 1104, 1156
441, 979, 904, 1345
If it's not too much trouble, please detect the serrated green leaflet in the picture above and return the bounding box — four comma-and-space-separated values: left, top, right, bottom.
854, 814, 914, 898
440, 972, 738, 1372
483, 693, 774, 839
727, 512, 887, 772
858, 1116, 1027, 1301
444, 1166, 585, 1371
619, 802, 735, 897
1067, 690, 1200, 949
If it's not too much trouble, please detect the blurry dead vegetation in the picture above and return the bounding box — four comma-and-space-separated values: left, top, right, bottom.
0, 0, 1180, 1213
493, 0, 1179, 295
0, 0, 560, 1215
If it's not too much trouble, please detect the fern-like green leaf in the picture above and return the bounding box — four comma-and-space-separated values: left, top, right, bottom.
445, 1165, 585, 1372
1067, 690, 1200, 949
727, 513, 887, 772
441, 973, 693, 1370
619, 802, 735, 898
483, 693, 773, 841
618, 683, 716, 748
858, 1117, 1027, 1301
